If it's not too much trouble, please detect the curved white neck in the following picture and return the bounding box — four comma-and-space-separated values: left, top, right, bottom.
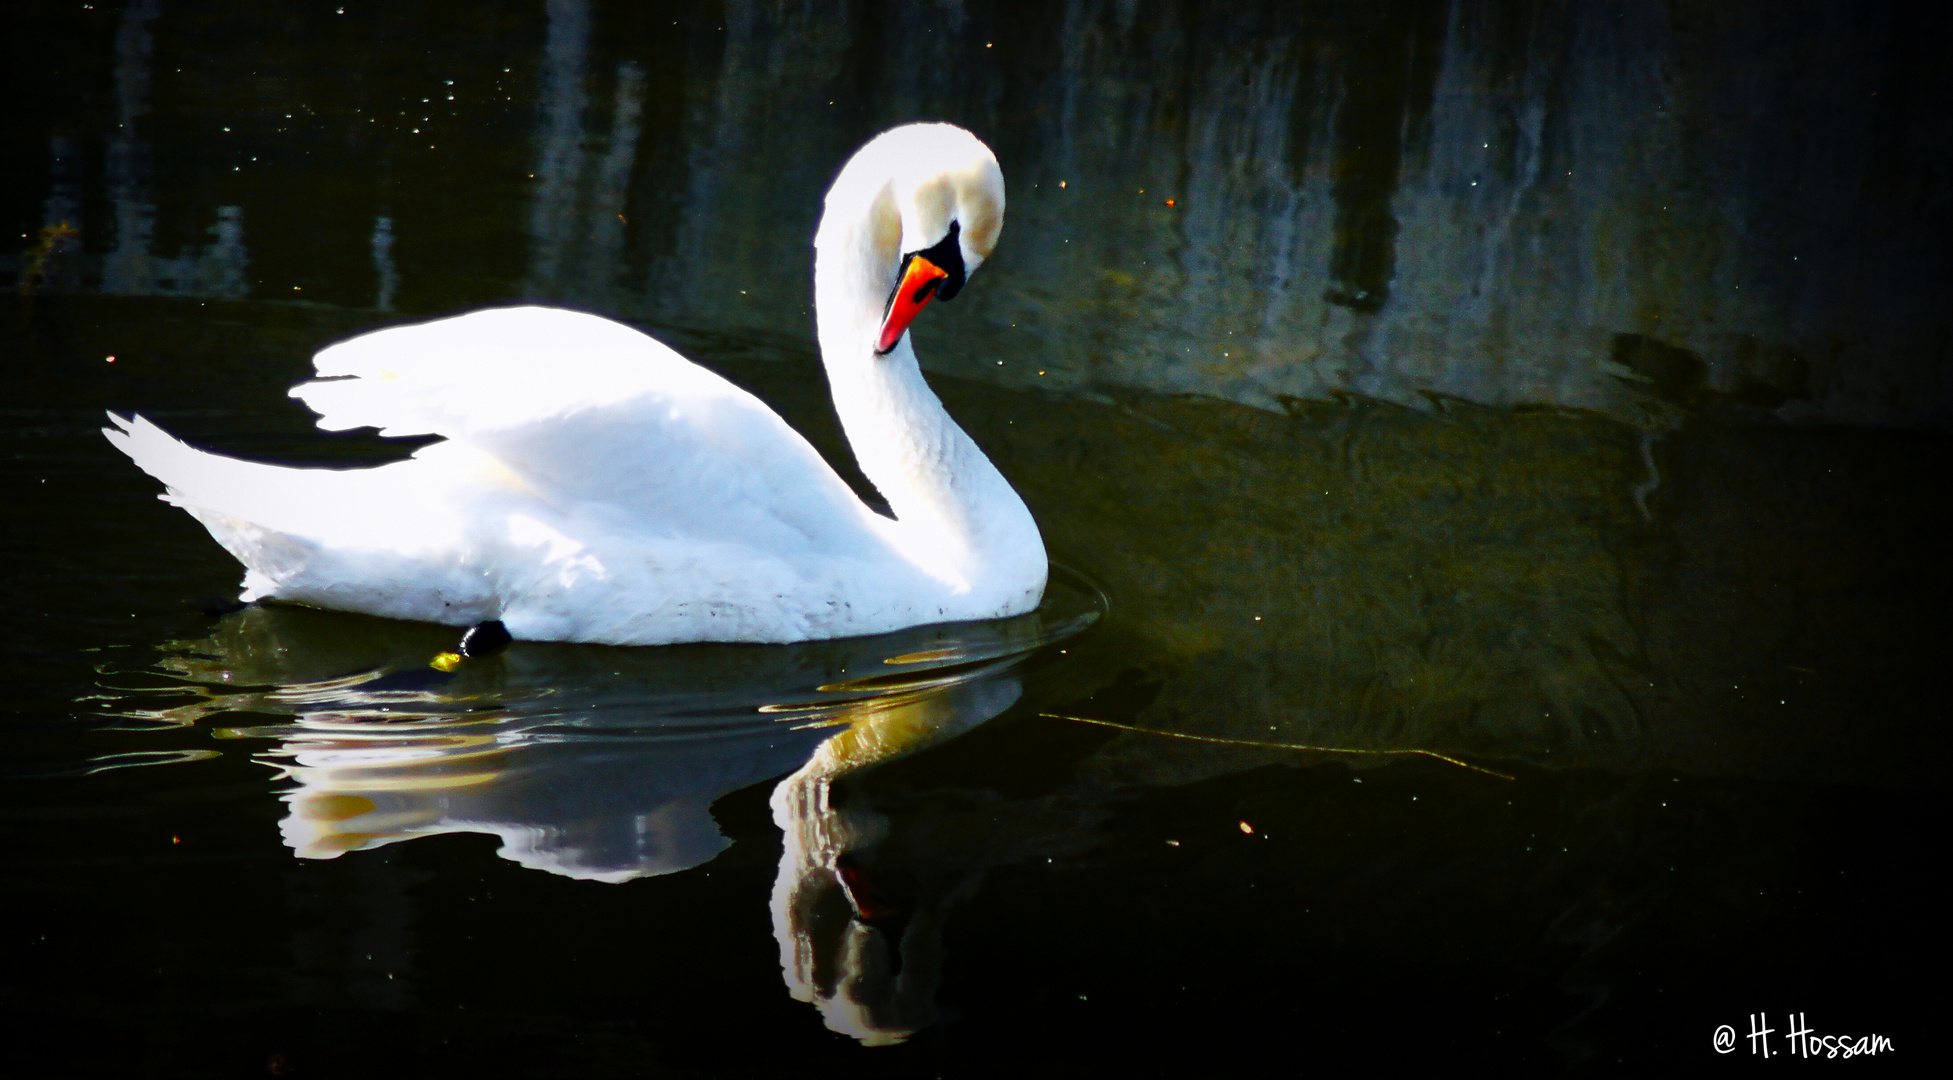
812, 180, 1043, 599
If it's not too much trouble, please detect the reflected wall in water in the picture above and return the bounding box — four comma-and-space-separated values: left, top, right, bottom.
8, 1, 1948, 425
935, 376, 1946, 790
98, 0, 250, 299
370, 216, 398, 311
526, 0, 647, 305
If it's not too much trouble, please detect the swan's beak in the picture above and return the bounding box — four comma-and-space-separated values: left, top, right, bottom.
876, 255, 950, 355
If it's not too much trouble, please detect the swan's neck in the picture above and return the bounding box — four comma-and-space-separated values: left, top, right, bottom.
813, 182, 1042, 596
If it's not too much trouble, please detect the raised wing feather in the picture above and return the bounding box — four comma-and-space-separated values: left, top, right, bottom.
290, 307, 879, 556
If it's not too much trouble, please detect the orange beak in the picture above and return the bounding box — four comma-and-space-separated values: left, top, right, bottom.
876, 254, 951, 354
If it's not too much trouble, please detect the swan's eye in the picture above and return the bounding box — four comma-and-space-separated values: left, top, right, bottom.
907, 221, 966, 301
876, 222, 969, 355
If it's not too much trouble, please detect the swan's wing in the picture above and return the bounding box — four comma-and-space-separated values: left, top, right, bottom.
290, 307, 879, 555
297, 307, 715, 440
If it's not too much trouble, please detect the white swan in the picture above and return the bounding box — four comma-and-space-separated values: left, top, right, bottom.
105, 123, 1046, 645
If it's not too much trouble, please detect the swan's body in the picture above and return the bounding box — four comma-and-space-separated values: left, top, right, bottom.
106, 124, 1045, 645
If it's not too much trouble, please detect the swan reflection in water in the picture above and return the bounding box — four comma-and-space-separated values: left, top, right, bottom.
134, 573, 1100, 1044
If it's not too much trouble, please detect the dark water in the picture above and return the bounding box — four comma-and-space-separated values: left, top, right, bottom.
4, 2, 1948, 1076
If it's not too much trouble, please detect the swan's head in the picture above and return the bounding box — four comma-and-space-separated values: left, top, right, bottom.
818, 123, 1004, 356
877, 124, 1004, 354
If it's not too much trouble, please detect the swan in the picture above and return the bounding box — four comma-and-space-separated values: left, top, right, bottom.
104, 123, 1046, 645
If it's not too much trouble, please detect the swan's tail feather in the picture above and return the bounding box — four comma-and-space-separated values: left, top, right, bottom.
103, 413, 330, 599
103, 414, 492, 621
106, 412, 231, 512
105, 412, 294, 520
